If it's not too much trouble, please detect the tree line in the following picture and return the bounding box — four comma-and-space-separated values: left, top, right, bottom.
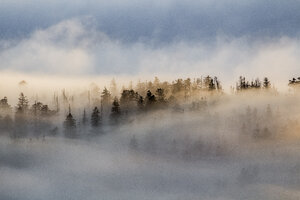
0, 75, 296, 139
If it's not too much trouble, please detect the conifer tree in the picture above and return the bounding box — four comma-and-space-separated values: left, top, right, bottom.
64, 105, 76, 138
91, 107, 101, 127
110, 97, 121, 124
146, 90, 156, 109
16, 93, 29, 114
101, 87, 111, 106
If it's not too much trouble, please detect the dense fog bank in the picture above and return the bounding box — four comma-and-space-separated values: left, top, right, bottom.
1, 76, 300, 200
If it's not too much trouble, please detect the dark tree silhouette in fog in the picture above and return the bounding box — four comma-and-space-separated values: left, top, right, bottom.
64, 105, 76, 138
110, 97, 121, 124
91, 107, 101, 127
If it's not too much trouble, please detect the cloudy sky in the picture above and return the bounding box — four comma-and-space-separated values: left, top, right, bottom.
0, 0, 300, 85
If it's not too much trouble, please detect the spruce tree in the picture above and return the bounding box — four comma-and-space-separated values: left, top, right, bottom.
101, 87, 111, 106
64, 105, 76, 138
91, 107, 101, 127
110, 97, 121, 124
16, 93, 29, 114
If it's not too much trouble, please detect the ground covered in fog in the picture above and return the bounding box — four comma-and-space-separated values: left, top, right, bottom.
1, 93, 300, 200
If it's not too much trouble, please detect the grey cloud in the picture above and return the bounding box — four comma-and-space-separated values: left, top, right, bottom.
1, 0, 300, 44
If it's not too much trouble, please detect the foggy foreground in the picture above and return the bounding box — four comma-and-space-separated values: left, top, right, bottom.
1, 78, 300, 200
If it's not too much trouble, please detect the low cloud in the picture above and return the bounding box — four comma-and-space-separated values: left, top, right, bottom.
0, 18, 299, 90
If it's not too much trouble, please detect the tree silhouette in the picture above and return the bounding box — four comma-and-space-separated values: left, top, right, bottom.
263, 77, 270, 89
146, 90, 156, 109
16, 93, 29, 114
101, 87, 111, 106
110, 97, 121, 124
155, 88, 167, 108
91, 107, 101, 127
120, 89, 139, 113
64, 105, 76, 138
137, 95, 144, 111
0, 97, 12, 115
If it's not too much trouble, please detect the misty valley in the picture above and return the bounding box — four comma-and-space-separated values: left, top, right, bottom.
0, 76, 300, 200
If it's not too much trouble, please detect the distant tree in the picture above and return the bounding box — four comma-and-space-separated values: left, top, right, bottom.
155, 88, 167, 108
101, 87, 111, 106
145, 90, 156, 109
16, 93, 29, 114
155, 88, 166, 103
64, 105, 76, 138
263, 77, 271, 89
204, 76, 213, 90
91, 107, 101, 127
120, 89, 139, 113
137, 95, 144, 110
237, 76, 262, 91
30, 101, 42, 137
172, 79, 184, 94
0, 97, 10, 109
110, 97, 121, 124
41, 105, 50, 116
31, 101, 43, 115
214, 77, 222, 90
13, 93, 29, 138
184, 78, 191, 91
0, 97, 12, 115
288, 77, 300, 86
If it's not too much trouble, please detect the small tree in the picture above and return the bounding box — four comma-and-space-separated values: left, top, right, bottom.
146, 90, 156, 109
263, 77, 270, 89
91, 107, 101, 127
110, 97, 121, 124
156, 88, 166, 103
16, 93, 29, 114
0, 97, 12, 115
101, 87, 111, 106
64, 105, 76, 138
137, 95, 144, 110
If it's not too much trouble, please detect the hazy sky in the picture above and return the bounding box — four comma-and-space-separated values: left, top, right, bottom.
0, 0, 300, 85
1, 0, 300, 42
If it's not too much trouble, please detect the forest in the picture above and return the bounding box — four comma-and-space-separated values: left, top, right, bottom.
1, 75, 300, 200
0, 76, 298, 144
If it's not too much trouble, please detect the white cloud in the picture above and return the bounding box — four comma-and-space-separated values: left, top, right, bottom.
0, 18, 300, 90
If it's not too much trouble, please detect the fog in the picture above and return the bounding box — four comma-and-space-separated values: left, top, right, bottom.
1, 7, 300, 199
1, 77, 300, 199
